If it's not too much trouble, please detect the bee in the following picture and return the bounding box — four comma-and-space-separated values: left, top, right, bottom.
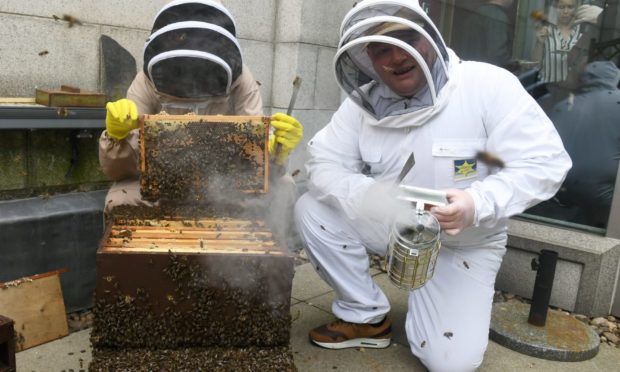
62, 14, 83, 28
463, 261, 470, 269
38, 50, 49, 56
443, 331, 453, 340
320, 225, 326, 231
530, 10, 549, 24
475, 151, 505, 169
421, 340, 426, 348
291, 169, 301, 177
57, 107, 70, 118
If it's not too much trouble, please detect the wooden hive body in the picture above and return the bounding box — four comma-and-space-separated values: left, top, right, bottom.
140, 114, 270, 202
92, 206, 294, 350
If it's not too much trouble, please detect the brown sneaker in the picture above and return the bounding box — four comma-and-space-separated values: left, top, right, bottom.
309, 317, 392, 349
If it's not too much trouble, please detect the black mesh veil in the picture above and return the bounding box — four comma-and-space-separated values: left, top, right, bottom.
143, 1, 241, 99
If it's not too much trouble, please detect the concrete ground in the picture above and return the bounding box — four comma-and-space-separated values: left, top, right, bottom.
16, 262, 620, 371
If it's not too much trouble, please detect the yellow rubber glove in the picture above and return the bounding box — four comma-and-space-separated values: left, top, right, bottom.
105, 98, 139, 140
269, 113, 303, 165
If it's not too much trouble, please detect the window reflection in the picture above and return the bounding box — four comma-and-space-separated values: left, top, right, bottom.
455, 0, 516, 70
526, 61, 620, 229
436, 0, 620, 232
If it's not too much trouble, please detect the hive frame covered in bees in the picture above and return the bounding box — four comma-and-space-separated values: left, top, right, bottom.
139, 114, 271, 203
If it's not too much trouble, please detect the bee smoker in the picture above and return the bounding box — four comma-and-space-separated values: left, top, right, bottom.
385, 185, 446, 290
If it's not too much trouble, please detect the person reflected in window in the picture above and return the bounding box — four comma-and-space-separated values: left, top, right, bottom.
459, 0, 515, 70
549, 61, 620, 228
532, 0, 602, 84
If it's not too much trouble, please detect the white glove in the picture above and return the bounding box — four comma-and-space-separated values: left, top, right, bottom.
573, 4, 603, 25
430, 188, 475, 236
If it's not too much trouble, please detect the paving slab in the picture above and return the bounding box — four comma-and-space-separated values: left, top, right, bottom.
14, 262, 620, 372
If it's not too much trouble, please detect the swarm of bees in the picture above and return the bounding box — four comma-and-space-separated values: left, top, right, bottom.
140, 117, 267, 203
91, 250, 294, 350
90, 346, 297, 371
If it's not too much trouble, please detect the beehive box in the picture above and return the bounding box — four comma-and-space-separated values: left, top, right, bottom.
91, 205, 294, 350
35, 86, 106, 107
140, 114, 270, 202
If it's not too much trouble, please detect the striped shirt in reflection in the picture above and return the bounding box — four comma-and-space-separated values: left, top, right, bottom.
539, 24, 581, 83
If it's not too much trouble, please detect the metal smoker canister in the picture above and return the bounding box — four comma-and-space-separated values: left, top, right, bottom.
386, 185, 446, 290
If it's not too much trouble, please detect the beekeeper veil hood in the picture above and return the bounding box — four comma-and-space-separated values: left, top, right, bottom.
143, 0, 242, 99
335, 0, 450, 120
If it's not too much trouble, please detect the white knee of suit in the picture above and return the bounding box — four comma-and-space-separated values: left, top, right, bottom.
294, 193, 391, 323
405, 244, 504, 371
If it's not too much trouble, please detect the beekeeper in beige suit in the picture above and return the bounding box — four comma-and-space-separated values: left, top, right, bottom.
99, 0, 303, 246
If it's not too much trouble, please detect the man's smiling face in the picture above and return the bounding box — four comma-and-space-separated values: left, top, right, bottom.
366, 30, 436, 98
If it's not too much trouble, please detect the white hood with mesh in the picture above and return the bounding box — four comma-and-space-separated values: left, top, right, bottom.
335, 0, 455, 124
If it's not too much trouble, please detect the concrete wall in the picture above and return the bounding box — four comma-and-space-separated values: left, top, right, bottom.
498, 220, 620, 317
0, 0, 355, 187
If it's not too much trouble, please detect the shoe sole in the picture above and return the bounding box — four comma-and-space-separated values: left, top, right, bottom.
312, 338, 391, 349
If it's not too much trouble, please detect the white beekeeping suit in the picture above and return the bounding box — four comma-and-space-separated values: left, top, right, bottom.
295, 0, 571, 370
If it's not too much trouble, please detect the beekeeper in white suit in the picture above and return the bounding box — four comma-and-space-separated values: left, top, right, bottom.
294, 0, 571, 370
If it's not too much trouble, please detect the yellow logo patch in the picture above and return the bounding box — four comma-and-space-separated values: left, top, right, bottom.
454, 159, 477, 180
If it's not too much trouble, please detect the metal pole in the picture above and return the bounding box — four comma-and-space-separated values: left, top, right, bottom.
528, 250, 559, 326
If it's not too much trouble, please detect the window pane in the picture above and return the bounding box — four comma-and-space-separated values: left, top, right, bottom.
436, 0, 620, 232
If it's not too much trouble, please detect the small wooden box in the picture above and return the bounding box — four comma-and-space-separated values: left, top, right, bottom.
140, 114, 270, 202
0, 315, 16, 372
35, 86, 106, 107
0, 271, 69, 352
92, 210, 293, 349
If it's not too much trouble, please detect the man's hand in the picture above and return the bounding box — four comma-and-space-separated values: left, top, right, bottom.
574, 4, 603, 25
430, 188, 475, 235
269, 113, 303, 165
106, 98, 139, 140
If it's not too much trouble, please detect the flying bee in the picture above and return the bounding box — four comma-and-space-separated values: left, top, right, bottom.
38, 50, 49, 56
57, 107, 70, 117
62, 14, 83, 28
291, 169, 300, 177
475, 151, 505, 169
530, 10, 546, 22
52, 14, 82, 27
443, 331, 453, 340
